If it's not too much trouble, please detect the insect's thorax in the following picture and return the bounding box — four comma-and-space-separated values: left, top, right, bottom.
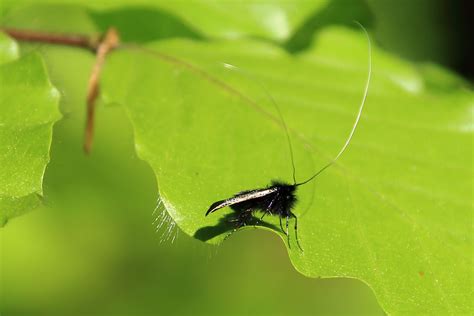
269, 181, 297, 216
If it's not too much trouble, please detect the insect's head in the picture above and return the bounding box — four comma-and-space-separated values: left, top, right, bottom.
270, 180, 295, 190
270, 180, 297, 208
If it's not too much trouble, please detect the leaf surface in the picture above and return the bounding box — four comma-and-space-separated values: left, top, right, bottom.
0, 34, 61, 226
102, 27, 473, 314
1, 0, 328, 41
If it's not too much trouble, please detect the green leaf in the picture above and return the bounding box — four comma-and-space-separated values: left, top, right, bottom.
1, 0, 328, 41
145, 0, 329, 41
0, 42, 61, 226
0, 24, 383, 314
0, 33, 19, 64
102, 27, 473, 314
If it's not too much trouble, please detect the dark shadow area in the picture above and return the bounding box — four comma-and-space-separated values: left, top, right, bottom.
194, 212, 280, 242
90, 7, 203, 43
284, 0, 374, 53
285, 0, 473, 81
449, 0, 474, 80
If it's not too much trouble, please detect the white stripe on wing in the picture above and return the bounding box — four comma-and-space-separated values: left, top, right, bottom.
209, 187, 278, 213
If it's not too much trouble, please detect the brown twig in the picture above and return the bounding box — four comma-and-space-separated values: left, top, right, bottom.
84, 28, 120, 154
1, 28, 100, 51
1, 27, 120, 154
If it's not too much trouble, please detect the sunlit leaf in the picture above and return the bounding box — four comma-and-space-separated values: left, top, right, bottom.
0, 33, 19, 64
102, 27, 473, 314
0, 38, 61, 226
1, 0, 328, 41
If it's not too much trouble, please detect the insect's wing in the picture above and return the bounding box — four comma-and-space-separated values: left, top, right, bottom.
206, 199, 230, 216
205, 187, 278, 216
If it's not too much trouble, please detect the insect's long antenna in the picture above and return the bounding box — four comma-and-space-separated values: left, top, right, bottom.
222, 64, 297, 185
120, 44, 298, 183
296, 22, 372, 187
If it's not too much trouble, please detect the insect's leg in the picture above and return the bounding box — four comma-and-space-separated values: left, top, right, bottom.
224, 210, 251, 241
260, 193, 278, 222
292, 213, 303, 251
286, 215, 290, 248
237, 209, 255, 228
279, 216, 285, 234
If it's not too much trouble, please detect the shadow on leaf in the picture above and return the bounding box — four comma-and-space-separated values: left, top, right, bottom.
194, 212, 280, 242
90, 6, 203, 43
285, 0, 374, 52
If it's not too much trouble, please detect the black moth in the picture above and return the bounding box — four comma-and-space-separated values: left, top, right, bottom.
205, 24, 372, 251
206, 181, 300, 248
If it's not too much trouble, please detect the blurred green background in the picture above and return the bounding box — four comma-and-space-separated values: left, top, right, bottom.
0, 1, 471, 315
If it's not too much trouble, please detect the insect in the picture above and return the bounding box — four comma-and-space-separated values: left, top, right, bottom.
205, 23, 372, 250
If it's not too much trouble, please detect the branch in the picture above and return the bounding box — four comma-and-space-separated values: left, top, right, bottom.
1, 27, 121, 154
84, 28, 120, 154
1, 28, 100, 51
